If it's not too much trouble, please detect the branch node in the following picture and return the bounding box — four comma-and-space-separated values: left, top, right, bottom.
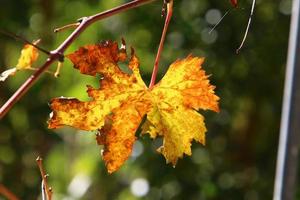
77, 16, 88, 23
36, 156, 42, 162
58, 54, 64, 62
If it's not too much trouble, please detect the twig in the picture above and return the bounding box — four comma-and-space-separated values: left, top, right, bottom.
149, 0, 173, 88
209, 10, 230, 34
36, 156, 52, 200
0, 0, 157, 119
236, 0, 256, 53
27, 67, 57, 75
54, 22, 80, 33
0, 184, 20, 200
54, 62, 63, 77
0, 30, 50, 55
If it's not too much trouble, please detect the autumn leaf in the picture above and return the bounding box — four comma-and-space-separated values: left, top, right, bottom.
48, 40, 219, 173
0, 39, 40, 82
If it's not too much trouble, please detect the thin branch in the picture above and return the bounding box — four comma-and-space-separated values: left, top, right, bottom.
0, 0, 157, 119
0, 184, 20, 200
54, 22, 80, 33
209, 10, 229, 34
36, 156, 52, 200
26, 67, 57, 75
236, 0, 256, 53
41, 181, 47, 200
149, 0, 173, 88
0, 30, 50, 55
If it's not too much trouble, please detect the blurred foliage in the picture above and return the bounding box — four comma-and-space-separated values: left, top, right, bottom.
0, 0, 296, 199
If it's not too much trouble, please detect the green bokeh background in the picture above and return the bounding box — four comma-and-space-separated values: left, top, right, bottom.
0, 0, 296, 199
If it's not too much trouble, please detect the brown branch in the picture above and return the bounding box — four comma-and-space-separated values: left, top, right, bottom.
36, 156, 52, 200
0, 0, 157, 119
149, 0, 173, 88
0, 184, 20, 200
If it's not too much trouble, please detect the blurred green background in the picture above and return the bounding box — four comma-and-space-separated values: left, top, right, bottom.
0, 0, 295, 199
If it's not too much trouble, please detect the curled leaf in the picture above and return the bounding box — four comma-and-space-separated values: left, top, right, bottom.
0, 40, 40, 82
16, 39, 40, 70
48, 40, 219, 173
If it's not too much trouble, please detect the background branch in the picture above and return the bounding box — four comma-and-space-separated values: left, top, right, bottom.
36, 156, 52, 200
0, 184, 19, 200
0, 0, 157, 119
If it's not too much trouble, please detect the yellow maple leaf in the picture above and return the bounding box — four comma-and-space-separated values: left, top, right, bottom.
0, 40, 40, 81
48, 41, 219, 173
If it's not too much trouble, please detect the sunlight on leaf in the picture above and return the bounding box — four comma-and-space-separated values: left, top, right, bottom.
48, 40, 219, 173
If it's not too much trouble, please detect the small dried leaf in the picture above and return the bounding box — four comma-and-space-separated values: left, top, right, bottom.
16, 41, 39, 70
0, 40, 39, 82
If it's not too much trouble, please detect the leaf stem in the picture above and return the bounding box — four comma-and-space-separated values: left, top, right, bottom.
0, 0, 157, 119
149, 0, 173, 88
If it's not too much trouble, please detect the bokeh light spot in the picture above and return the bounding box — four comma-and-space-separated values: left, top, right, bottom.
68, 174, 91, 198
131, 140, 144, 158
201, 28, 218, 44
205, 9, 222, 25
130, 178, 149, 197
